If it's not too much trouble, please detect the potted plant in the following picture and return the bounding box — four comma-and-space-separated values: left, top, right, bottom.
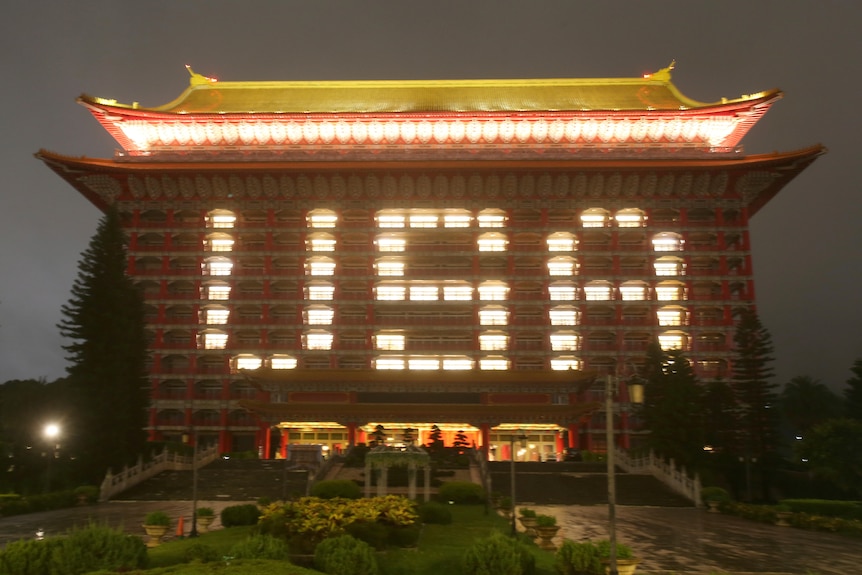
534, 513, 560, 550
774, 503, 793, 527
73, 485, 99, 505
518, 507, 538, 537
596, 539, 639, 575
497, 495, 513, 518
196, 506, 216, 532
143, 511, 171, 547
701, 486, 730, 513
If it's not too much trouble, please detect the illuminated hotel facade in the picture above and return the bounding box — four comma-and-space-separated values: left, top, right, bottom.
38, 64, 823, 460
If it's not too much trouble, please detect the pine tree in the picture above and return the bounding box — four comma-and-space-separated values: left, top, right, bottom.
640, 342, 705, 470
731, 308, 778, 499
844, 359, 862, 421
58, 208, 150, 484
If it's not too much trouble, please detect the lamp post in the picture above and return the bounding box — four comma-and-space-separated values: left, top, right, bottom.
605, 374, 644, 575
43, 423, 60, 493
183, 426, 200, 538
509, 428, 527, 536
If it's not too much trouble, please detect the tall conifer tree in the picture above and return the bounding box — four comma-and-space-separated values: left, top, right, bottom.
58, 208, 150, 483
731, 308, 778, 499
844, 359, 862, 421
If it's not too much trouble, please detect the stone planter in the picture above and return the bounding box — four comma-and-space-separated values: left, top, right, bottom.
603, 558, 640, 575
706, 500, 721, 513
196, 515, 215, 533
518, 516, 538, 537
535, 525, 560, 550
142, 524, 169, 548
775, 511, 793, 527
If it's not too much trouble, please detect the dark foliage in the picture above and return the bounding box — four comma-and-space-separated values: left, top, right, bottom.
220, 503, 261, 527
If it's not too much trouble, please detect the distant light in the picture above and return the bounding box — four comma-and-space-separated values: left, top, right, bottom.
44, 424, 60, 440
795, 435, 803, 441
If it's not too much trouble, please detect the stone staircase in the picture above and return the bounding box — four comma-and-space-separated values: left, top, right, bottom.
487, 461, 695, 507
111, 458, 311, 502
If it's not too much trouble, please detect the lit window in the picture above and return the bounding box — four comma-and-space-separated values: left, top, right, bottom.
305, 305, 334, 325
375, 282, 406, 301
478, 232, 508, 252
480, 331, 509, 351
307, 209, 337, 228
409, 357, 440, 370
375, 332, 405, 351
584, 281, 613, 301
547, 232, 577, 252
654, 256, 684, 276
443, 284, 473, 301
477, 209, 507, 228
376, 234, 406, 252
306, 281, 335, 301
270, 355, 297, 369
655, 282, 685, 301
205, 257, 233, 276
410, 284, 439, 301
376, 258, 405, 277
443, 211, 472, 228
207, 209, 236, 229
551, 356, 582, 370
657, 306, 686, 326
205, 283, 231, 300
550, 331, 580, 351
235, 355, 262, 370
479, 306, 509, 326
548, 282, 578, 301
207, 233, 234, 252
619, 281, 648, 301
409, 212, 438, 228
480, 356, 510, 370
658, 331, 687, 351
202, 331, 228, 350
442, 357, 473, 370
304, 330, 333, 350
205, 308, 230, 325
376, 210, 405, 229
652, 232, 683, 252
548, 256, 578, 276
580, 208, 609, 228
306, 257, 336, 276
375, 356, 405, 370
478, 281, 509, 301
549, 306, 579, 326
307, 233, 336, 252
615, 208, 645, 228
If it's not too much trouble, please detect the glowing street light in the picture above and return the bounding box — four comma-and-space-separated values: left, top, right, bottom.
43, 423, 60, 493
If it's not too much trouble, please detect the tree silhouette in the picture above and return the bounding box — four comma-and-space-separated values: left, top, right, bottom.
844, 359, 862, 421
58, 208, 150, 484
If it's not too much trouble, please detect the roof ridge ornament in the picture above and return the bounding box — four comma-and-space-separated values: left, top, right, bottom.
185, 65, 217, 86
646, 60, 676, 82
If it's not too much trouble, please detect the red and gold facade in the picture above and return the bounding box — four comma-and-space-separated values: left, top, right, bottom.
38, 64, 823, 460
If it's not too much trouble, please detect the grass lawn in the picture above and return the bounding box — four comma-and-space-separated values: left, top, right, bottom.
137, 504, 558, 575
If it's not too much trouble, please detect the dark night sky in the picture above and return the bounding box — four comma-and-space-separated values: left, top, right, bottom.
1, 1, 859, 391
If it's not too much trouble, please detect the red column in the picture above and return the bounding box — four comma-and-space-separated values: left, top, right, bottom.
480, 424, 490, 459
347, 423, 357, 448
264, 427, 273, 460
280, 429, 289, 458
567, 424, 580, 448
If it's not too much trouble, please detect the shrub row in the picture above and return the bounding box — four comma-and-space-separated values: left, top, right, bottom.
779, 498, 862, 520
462, 532, 535, 575
220, 503, 261, 527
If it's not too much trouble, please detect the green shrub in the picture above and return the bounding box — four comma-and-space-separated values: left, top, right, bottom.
462, 532, 523, 575
519, 508, 537, 518
229, 534, 293, 560
345, 520, 390, 550
388, 524, 421, 548
595, 539, 634, 560
438, 481, 485, 504
51, 523, 148, 574
312, 479, 362, 499
701, 486, 731, 504
196, 506, 215, 518
73, 485, 100, 504
144, 511, 171, 526
314, 534, 378, 575
417, 501, 452, 524
780, 499, 862, 519
536, 514, 557, 527
184, 542, 220, 563
555, 540, 601, 575
0, 538, 62, 575
221, 503, 260, 527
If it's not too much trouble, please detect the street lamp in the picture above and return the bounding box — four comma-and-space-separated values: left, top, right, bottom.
183, 428, 200, 538
509, 428, 527, 536
605, 374, 644, 575
43, 423, 60, 493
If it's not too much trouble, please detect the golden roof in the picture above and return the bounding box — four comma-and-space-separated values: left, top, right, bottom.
84, 63, 777, 115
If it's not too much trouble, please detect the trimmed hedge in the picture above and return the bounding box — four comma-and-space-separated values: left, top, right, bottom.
437, 481, 485, 504
780, 499, 862, 520
312, 479, 362, 500
314, 534, 378, 575
220, 503, 261, 527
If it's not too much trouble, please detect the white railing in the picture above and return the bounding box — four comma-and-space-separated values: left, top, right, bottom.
99, 444, 220, 502
614, 447, 702, 507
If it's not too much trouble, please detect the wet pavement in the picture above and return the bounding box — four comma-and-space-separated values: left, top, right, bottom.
2, 501, 861, 574
529, 504, 862, 575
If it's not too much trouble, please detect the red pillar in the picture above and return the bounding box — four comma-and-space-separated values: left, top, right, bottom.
567, 423, 580, 448
347, 423, 357, 448
480, 424, 490, 459
264, 427, 273, 460
280, 429, 289, 458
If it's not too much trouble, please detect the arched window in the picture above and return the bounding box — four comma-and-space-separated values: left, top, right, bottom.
480, 356, 510, 370
304, 330, 333, 350
619, 280, 648, 301
305, 281, 335, 301
478, 281, 509, 301
658, 330, 689, 351
375, 282, 407, 301
206, 209, 236, 229
478, 232, 508, 252
615, 208, 645, 227
306, 232, 336, 252
202, 305, 230, 325
479, 331, 509, 351
657, 306, 687, 326
652, 232, 683, 252
477, 208, 507, 228
479, 305, 509, 326
442, 283, 473, 301
548, 281, 578, 301
307, 209, 338, 228
546, 232, 577, 252
204, 256, 233, 276
233, 354, 262, 371
655, 281, 686, 301
654, 256, 685, 276
205, 232, 234, 252
375, 233, 406, 252
549, 305, 580, 326
304, 305, 334, 325
375, 356, 406, 370
375, 257, 405, 277
551, 356, 582, 371
550, 331, 581, 351
584, 280, 613, 301
580, 208, 610, 228
375, 332, 405, 351
269, 355, 297, 369
306, 256, 336, 276
375, 210, 405, 228
547, 256, 578, 276
443, 209, 472, 228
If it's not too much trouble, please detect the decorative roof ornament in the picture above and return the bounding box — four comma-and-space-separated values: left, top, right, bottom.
646, 60, 676, 82
185, 65, 217, 87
